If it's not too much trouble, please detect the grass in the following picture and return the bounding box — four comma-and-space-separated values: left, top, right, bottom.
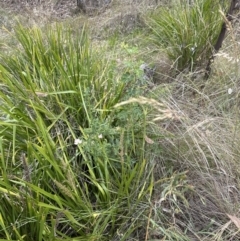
146, 0, 228, 71
0, 0, 240, 240
0, 23, 160, 240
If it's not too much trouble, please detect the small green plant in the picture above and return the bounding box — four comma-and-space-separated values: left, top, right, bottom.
147, 0, 228, 71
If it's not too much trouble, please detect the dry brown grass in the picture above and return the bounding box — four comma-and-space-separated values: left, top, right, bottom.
148, 31, 240, 238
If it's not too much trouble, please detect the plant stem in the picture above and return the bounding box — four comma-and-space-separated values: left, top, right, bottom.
205, 0, 238, 79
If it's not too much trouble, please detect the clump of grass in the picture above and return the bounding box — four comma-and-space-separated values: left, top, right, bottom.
146, 0, 228, 71
0, 23, 157, 240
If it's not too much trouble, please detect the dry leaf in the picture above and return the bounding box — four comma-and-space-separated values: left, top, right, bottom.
227, 214, 240, 229
35, 91, 48, 97
144, 135, 154, 144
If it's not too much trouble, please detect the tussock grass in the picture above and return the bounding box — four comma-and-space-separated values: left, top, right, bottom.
146, 0, 228, 71
0, 23, 162, 240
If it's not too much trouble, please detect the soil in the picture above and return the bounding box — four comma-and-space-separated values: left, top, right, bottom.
0, 0, 78, 19
0, 0, 162, 20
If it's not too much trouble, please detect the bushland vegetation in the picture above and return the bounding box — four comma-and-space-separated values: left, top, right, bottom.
0, 0, 240, 240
